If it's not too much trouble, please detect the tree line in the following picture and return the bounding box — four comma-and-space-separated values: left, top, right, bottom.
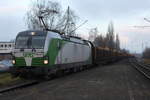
88, 22, 120, 51
142, 48, 150, 59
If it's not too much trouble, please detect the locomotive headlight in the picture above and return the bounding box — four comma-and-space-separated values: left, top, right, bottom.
44, 60, 48, 64
31, 32, 36, 35
12, 60, 16, 64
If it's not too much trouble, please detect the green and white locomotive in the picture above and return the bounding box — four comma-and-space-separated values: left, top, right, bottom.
11, 30, 93, 78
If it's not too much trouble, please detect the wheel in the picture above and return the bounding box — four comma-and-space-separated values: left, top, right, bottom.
44, 74, 53, 80
55, 70, 64, 77
73, 67, 78, 73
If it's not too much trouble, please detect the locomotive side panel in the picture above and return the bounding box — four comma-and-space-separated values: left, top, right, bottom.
54, 40, 92, 65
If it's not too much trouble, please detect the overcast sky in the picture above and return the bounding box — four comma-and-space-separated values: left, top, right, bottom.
0, 0, 150, 53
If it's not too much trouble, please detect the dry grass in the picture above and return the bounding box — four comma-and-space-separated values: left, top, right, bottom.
0, 73, 22, 88
143, 59, 150, 64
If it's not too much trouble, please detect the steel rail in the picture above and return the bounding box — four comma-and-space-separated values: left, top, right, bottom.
129, 59, 150, 79
0, 80, 39, 94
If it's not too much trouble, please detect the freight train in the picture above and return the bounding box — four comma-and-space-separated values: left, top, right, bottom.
11, 30, 130, 79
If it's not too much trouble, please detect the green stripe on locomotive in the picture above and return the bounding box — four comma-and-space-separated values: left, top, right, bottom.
46, 38, 66, 65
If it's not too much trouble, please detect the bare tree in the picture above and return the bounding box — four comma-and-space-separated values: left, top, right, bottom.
25, 0, 78, 36
115, 34, 120, 50
88, 22, 121, 50
56, 6, 78, 36
26, 0, 62, 30
143, 48, 150, 59
88, 27, 98, 42
93, 35, 106, 47
106, 22, 115, 50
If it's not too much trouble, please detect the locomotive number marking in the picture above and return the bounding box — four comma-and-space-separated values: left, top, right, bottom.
23, 53, 34, 57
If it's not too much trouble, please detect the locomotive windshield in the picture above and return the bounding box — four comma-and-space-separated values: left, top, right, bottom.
15, 31, 46, 49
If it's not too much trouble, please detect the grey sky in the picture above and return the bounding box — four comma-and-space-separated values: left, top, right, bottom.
0, 0, 150, 53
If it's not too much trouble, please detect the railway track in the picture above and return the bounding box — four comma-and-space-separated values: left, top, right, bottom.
0, 67, 86, 94
0, 65, 90, 94
0, 80, 39, 94
129, 58, 150, 79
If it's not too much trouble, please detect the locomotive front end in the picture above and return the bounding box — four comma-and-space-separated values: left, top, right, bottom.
11, 30, 49, 77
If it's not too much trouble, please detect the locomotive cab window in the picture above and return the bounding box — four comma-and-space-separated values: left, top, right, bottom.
15, 31, 46, 49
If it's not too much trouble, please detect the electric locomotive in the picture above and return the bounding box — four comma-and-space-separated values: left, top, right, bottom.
11, 30, 92, 78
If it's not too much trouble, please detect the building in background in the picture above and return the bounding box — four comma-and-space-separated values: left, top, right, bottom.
0, 42, 15, 60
